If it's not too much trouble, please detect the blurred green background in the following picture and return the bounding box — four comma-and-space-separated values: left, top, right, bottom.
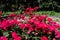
0, 0, 60, 16
0, 0, 60, 12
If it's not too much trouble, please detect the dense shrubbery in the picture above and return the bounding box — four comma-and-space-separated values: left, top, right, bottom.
0, 7, 60, 40
0, 0, 60, 12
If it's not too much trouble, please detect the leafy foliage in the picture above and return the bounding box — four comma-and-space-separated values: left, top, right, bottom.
0, 0, 60, 12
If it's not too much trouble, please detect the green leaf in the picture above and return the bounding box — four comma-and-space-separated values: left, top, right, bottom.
3, 32, 9, 37
9, 38, 13, 40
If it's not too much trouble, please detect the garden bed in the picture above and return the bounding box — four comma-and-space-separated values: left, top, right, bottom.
0, 7, 60, 40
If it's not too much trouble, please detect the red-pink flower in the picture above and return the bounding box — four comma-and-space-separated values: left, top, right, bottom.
36, 24, 42, 30
41, 23, 49, 33
34, 6, 39, 11
29, 8, 34, 12
55, 32, 60, 38
27, 27, 34, 34
38, 16, 45, 21
26, 7, 31, 11
8, 20, 15, 26
9, 13, 16, 17
49, 25, 55, 32
47, 17, 52, 22
14, 36, 22, 40
13, 17, 18, 25
34, 21, 40, 25
25, 12, 30, 15
28, 18, 34, 23
53, 38, 56, 40
25, 23, 31, 29
42, 23, 48, 29
18, 14, 25, 19
1, 21, 9, 30
12, 32, 18, 39
0, 36, 8, 40
19, 23, 25, 30
41, 36, 48, 40
41, 15, 47, 19
12, 32, 22, 40
0, 11, 2, 15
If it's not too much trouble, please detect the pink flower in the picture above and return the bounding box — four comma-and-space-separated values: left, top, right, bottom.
49, 25, 55, 32
34, 21, 40, 25
28, 19, 34, 23
27, 27, 34, 34
1, 21, 9, 30
14, 36, 22, 40
25, 12, 30, 15
41, 36, 48, 40
35, 23, 43, 30
25, 23, 31, 29
0, 11, 2, 15
55, 32, 60, 38
54, 23, 60, 28
13, 17, 18, 25
53, 38, 56, 40
47, 17, 52, 22
38, 16, 44, 21
26, 7, 31, 11
19, 23, 25, 30
0, 36, 8, 40
8, 20, 15, 26
18, 14, 24, 19
34, 6, 39, 11
12, 32, 22, 40
29, 8, 34, 12
41, 15, 47, 19
12, 32, 18, 39
43, 23, 49, 29
9, 13, 16, 17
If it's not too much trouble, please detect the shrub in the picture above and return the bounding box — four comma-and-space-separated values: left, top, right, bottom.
0, 7, 60, 40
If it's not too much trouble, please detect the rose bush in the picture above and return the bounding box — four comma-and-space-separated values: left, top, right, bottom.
0, 7, 60, 40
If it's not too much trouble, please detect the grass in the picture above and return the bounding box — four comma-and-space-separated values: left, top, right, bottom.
36, 11, 60, 17
2, 11, 60, 17
2, 10, 22, 16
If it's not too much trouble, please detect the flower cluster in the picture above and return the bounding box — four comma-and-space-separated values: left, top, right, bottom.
24, 6, 38, 15
0, 7, 60, 40
12, 32, 22, 40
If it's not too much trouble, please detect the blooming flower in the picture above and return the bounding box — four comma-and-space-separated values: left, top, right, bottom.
1, 21, 9, 30
0, 11, 2, 15
12, 32, 22, 40
19, 23, 25, 30
26, 7, 31, 11
29, 8, 34, 12
12, 32, 18, 39
25, 23, 31, 29
55, 32, 60, 38
9, 13, 16, 17
47, 17, 52, 22
41, 36, 48, 40
0, 36, 8, 40
27, 27, 34, 34
41, 15, 47, 19
34, 6, 39, 11
14, 36, 22, 40
49, 25, 55, 32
